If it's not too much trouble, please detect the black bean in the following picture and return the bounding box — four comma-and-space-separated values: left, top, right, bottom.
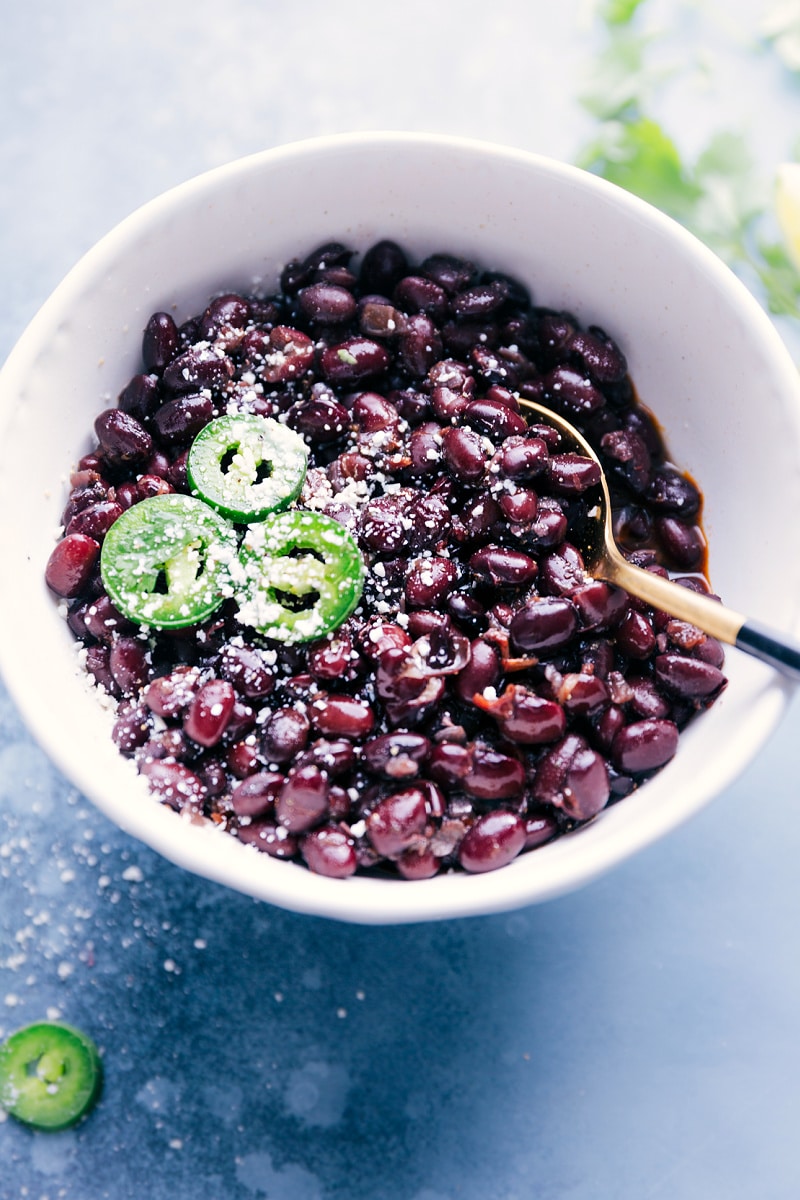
394, 275, 449, 318
545, 365, 606, 414
442, 426, 488, 482
611, 719, 679, 773
94, 409, 153, 464
646, 466, 701, 516
532, 734, 610, 819
420, 253, 475, 294
405, 557, 458, 609
510, 596, 579, 653
464, 398, 527, 439
298, 282, 357, 325
231, 772, 283, 819
143, 312, 180, 372
600, 428, 652, 493
568, 327, 627, 383
162, 345, 234, 394
320, 337, 390, 383
459, 812, 526, 874
654, 654, 726, 699
359, 240, 409, 295
288, 395, 350, 444
302, 827, 358, 877
276, 765, 329, 833
469, 545, 538, 587
45, 534, 100, 598
451, 279, 510, 319
152, 393, 215, 445
119, 373, 161, 421
261, 707, 310, 763
546, 453, 602, 495
139, 759, 205, 812
656, 517, 705, 569
398, 313, 443, 377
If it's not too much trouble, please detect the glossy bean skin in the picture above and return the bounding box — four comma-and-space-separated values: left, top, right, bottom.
184, 680, 236, 747
153, 393, 215, 445
363, 732, 431, 780
611, 719, 679, 773
656, 517, 705, 569
405, 557, 458, 608
469, 545, 537, 587
162, 345, 234, 394
45, 534, 100, 598
261, 708, 311, 763
139, 759, 206, 813
394, 274, 448, 318
276, 765, 330, 833
309, 694, 375, 739
458, 812, 526, 874
109, 637, 151, 695
653, 654, 726, 699
367, 787, 429, 858
430, 742, 525, 800
299, 282, 358, 325
360, 239, 409, 294
510, 596, 579, 653
464, 399, 527, 439
494, 435, 549, 479
441, 426, 488, 482
320, 337, 390, 383
231, 772, 283, 819
65, 500, 122, 543
454, 638, 500, 705
217, 645, 274, 699
94, 409, 153, 465
301, 827, 358, 878
480, 685, 566, 744
112, 705, 153, 755
237, 820, 298, 858
289, 394, 350, 444
532, 734, 610, 820
143, 312, 180, 371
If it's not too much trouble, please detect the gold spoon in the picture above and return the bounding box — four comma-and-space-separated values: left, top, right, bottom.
518, 398, 800, 679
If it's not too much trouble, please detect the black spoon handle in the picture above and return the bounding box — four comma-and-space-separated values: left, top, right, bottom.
734, 620, 800, 681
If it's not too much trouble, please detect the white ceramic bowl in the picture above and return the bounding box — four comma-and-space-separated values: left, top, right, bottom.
1, 132, 799, 924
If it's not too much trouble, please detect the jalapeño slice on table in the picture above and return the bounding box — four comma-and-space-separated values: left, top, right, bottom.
187, 414, 308, 522
100, 493, 237, 628
235, 510, 364, 643
0, 1022, 102, 1130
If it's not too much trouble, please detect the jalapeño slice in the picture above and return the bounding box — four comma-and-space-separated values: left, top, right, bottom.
187, 414, 308, 522
235, 510, 364, 643
100, 493, 237, 629
0, 1022, 102, 1130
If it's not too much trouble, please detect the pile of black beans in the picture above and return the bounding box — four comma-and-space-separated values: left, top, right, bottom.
45, 239, 727, 880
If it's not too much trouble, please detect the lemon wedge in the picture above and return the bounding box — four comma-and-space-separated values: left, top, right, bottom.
775, 162, 800, 272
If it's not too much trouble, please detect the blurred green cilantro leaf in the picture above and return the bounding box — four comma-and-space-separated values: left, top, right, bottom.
577, 5, 800, 318
577, 116, 701, 222
600, 0, 647, 25
762, 2, 800, 72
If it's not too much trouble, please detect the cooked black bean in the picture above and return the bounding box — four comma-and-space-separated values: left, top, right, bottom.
510, 596, 579, 653
298, 282, 357, 325
94, 409, 153, 464
142, 312, 180, 372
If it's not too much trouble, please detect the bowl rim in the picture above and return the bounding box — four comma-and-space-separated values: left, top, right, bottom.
1, 130, 799, 923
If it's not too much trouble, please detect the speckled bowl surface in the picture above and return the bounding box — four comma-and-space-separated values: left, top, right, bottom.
1, 132, 799, 923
